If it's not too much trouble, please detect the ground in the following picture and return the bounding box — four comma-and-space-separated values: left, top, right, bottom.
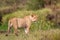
0, 29, 60, 40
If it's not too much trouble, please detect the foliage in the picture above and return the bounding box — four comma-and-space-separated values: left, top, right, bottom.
0, 8, 60, 40
0, 0, 60, 11
2, 8, 54, 30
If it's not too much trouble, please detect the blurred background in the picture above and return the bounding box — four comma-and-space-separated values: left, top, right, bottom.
0, 0, 60, 40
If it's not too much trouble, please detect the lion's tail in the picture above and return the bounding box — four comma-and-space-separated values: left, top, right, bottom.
6, 20, 12, 36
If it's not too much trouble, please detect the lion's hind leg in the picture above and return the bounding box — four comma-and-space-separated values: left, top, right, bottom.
6, 21, 12, 36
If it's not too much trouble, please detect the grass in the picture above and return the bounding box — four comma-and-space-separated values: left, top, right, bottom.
0, 29, 60, 40
2, 8, 53, 30
0, 8, 60, 40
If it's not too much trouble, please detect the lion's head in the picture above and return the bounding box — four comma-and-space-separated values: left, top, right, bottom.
30, 14, 38, 22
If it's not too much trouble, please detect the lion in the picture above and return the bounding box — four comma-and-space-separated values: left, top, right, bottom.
6, 14, 38, 36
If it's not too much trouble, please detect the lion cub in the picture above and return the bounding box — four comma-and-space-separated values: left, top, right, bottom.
6, 14, 38, 36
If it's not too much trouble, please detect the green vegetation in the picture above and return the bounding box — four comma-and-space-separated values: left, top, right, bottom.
0, 29, 60, 40
0, 8, 60, 40
0, 0, 60, 40
2, 8, 53, 30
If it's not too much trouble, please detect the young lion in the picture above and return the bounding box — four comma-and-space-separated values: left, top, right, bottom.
6, 14, 38, 36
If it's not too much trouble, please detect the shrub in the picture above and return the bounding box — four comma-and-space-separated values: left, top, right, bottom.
2, 8, 53, 31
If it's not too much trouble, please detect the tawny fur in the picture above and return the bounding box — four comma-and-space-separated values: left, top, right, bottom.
6, 14, 38, 36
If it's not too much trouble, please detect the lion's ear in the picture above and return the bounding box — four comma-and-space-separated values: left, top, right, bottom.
31, 14, 34, 17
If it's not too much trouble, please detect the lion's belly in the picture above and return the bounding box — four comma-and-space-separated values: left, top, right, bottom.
18, 22, 22, 28
17, 18, 25, 28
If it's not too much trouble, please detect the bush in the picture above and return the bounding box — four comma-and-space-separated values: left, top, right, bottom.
1, 8, 54, 31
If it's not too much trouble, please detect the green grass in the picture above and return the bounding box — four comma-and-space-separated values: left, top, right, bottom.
0, 8, 60, 40
0, 29, 60, 40
2, 8, 53, 30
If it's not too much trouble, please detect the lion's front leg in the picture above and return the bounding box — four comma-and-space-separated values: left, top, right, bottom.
25, 27, 30, 34
25, 21, 31, 34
